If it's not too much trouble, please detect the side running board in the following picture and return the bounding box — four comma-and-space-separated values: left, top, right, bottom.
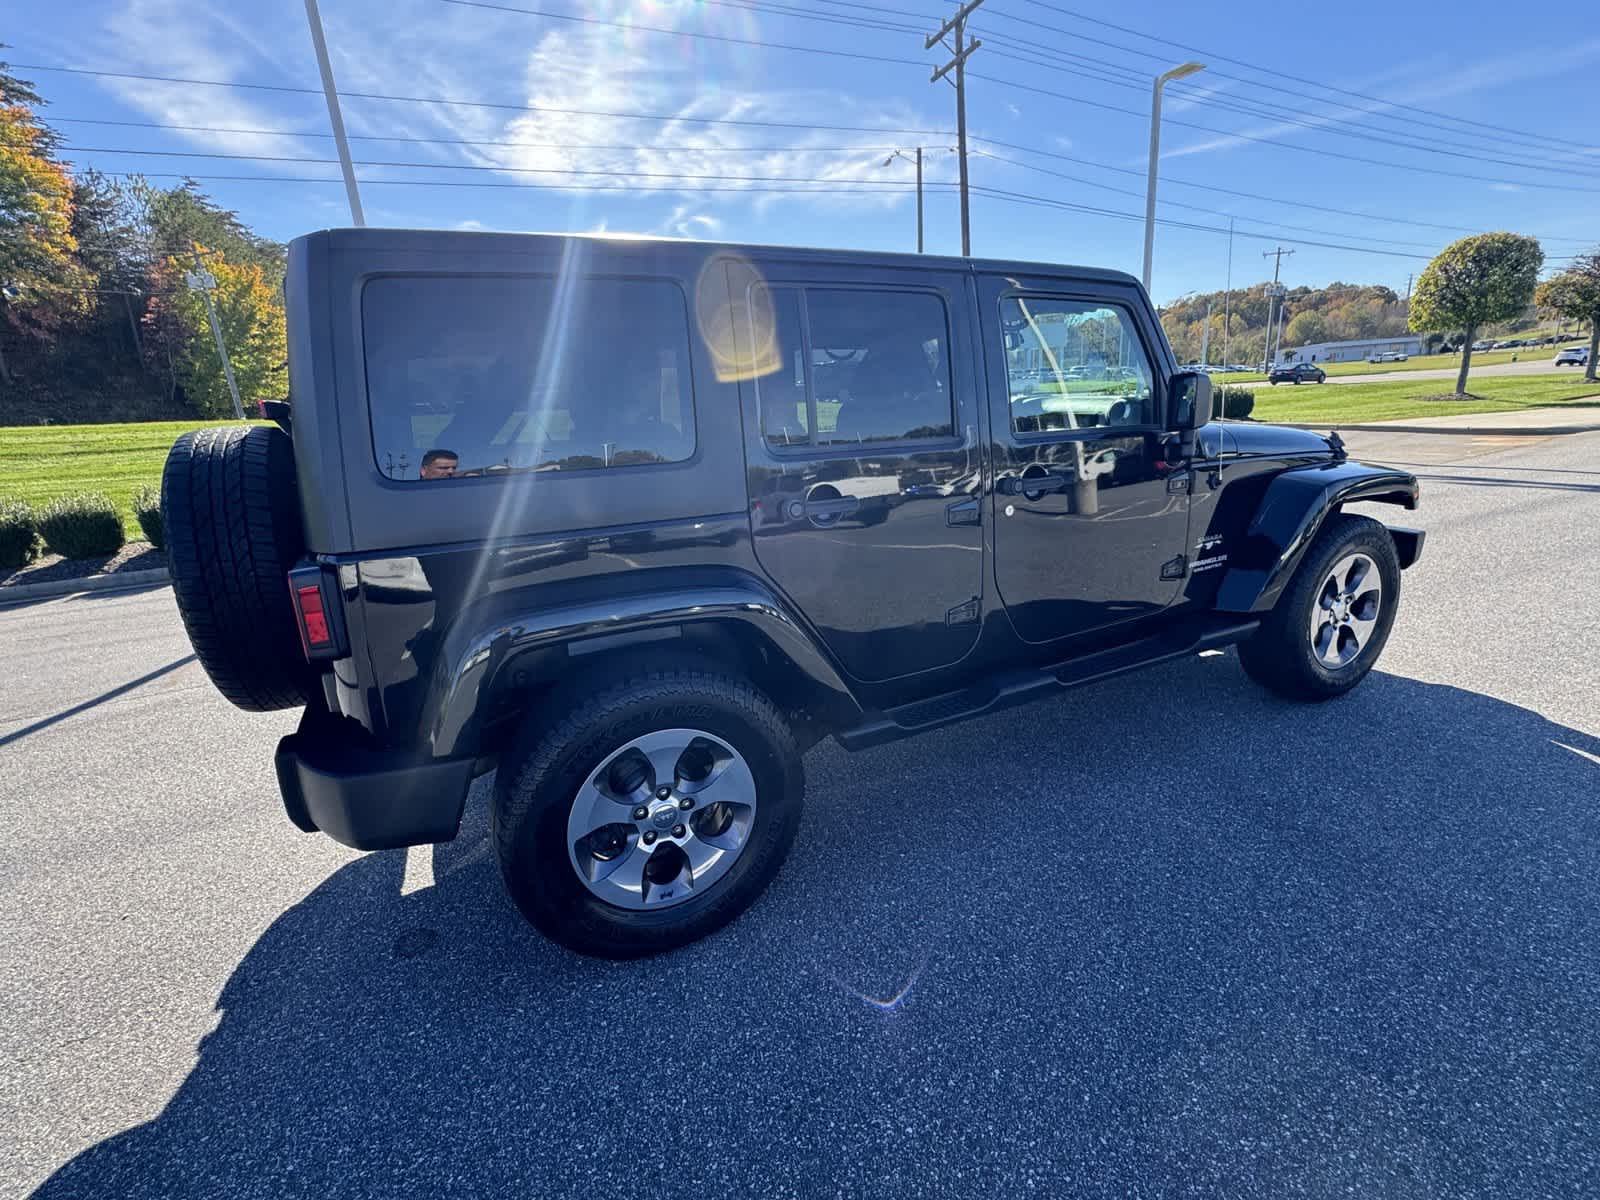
836, 617, 1259, 751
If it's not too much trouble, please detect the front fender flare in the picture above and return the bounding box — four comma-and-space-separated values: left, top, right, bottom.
1215, 461, 1419, 613
423, 578, 861, 760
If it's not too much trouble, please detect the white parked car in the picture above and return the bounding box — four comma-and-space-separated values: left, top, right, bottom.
1365, 351, 1409, 364
1554, 346, 1590, 366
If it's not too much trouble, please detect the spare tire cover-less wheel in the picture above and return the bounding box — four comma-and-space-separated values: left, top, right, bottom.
161, 425, 317, 712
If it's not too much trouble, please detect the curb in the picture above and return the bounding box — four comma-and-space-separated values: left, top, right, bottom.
1275, 420, 1600, 436
0, 567, 171, 606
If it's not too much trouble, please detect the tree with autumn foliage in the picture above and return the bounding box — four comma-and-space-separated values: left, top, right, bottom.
144, 247, 287, 418
0, 60, 95, 384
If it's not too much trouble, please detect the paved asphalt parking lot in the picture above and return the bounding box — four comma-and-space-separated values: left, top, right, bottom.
3, 429, 1598, 1199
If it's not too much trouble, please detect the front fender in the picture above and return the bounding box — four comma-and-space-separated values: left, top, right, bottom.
1215, 460, 1419, 613
423, 577, 860, 759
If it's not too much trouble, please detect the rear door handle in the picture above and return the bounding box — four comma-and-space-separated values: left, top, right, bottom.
999, 474, 1068, 496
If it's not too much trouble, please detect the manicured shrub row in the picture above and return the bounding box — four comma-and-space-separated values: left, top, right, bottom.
0, 499, 39, 570
1212, 387, 1256, 420
36, 493, 126, 560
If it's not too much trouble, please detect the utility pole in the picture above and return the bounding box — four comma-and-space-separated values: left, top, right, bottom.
882, 148, 924, 252
1261, 245, 1293, 369
304, 0, 365, 226
927, 0, 985, 257
1403, 273, 1414, 305
186, 248, 245, 421
1274, 301, 1288, 364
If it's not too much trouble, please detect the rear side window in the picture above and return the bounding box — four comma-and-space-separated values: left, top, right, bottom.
754, 287, 954, 449
362, 275, 695, 481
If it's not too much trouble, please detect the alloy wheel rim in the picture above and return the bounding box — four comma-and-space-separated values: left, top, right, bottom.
565, 728, 758, 911
1309, 552, 1382, 668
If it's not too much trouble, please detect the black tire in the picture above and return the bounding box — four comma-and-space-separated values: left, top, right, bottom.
1237, 513, 1400, 702
493, 662, 804, 958
161, 425, 316, 712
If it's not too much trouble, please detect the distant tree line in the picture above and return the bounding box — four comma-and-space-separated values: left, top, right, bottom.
1, 60, 287, 425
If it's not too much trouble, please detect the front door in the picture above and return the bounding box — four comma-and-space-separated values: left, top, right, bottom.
982, 283, 1190, 645
737, 271, 984, 682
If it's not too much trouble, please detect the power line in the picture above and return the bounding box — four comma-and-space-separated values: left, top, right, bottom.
37, 115, 1591, 244
436, 0, 926, 66
84, 170, 951, 197
1008, 0, 1598, 153
967, 185, 1437, 259
11, 63, 954, 136
42, 120, 911, 155
969, 136, 1594, 243
968, 147, 1439, 248
966, 72, 1600, 194
57, 144, 943, 188
975, 32, 1598, 177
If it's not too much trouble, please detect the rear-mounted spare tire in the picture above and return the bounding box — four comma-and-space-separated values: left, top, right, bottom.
161, 425, 318, 712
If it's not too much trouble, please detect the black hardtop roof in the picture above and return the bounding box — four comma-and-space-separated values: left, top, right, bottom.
307, 226, 1144, 291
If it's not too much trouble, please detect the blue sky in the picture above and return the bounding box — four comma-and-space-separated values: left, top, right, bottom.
13, 0, 1599, 304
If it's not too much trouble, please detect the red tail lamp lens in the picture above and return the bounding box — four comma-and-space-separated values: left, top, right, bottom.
296, 584, 330, 647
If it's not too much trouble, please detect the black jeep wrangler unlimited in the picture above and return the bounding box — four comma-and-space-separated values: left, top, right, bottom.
161, 230, 1423, 958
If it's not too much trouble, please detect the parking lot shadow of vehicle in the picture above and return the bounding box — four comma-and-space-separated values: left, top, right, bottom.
31, 660, 1600, 1200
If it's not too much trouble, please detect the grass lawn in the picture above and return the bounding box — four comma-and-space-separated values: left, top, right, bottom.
1215, 346, 1586, 385
1247, 373, 1600, 425
0, 419, 261, 539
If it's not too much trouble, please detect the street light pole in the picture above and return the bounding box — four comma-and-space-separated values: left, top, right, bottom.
1142, 60, 1205, 293
303, 0, 365, 226
185, 247, 245, 421
882, 148, 924, 252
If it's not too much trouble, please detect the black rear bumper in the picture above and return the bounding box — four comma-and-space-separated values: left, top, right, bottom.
274, 722, 474, 851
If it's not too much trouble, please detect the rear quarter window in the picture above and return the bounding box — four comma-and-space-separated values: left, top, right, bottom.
361, 275, 695, 481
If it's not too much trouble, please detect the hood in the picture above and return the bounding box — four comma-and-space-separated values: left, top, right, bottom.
1214, 422, 1338, 459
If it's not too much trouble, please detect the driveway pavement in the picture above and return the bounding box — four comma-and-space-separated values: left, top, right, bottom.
4, 431, 1598, 1199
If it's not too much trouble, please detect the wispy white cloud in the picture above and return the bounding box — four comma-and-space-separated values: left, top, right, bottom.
1160, 39, 1600, 164
88, 0, 933, 224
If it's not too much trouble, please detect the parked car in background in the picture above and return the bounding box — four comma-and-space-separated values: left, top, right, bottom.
1554, 346, 1590, 366
1472, 340, 1495, 351
1269, 362, 1327, 385
1365, 351, 1409, 363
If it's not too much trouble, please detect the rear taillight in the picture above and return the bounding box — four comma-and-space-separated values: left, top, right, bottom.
288, 564, 346, 661
296, 584, 330, 651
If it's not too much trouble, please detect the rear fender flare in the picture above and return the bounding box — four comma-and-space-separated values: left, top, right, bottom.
1214, 462, 1419, 613
422, 578, 861, 760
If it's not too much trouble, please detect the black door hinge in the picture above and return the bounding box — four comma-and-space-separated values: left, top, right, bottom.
1159, 554, 1187, 581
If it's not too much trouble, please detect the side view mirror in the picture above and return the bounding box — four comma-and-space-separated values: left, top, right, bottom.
1169, 370, 1212, 433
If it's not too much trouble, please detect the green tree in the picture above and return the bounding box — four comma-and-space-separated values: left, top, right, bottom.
1535, 254, 1600, 384
1410, 232, 1543, 396
144, 247, 286, 417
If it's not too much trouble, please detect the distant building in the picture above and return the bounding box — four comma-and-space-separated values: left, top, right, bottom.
1275, 335, 1423, 365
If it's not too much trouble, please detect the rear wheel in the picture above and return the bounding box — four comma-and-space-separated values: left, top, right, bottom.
493, 662, 803, 957
1238, 513, 1400, 701
161, 425, 316, 711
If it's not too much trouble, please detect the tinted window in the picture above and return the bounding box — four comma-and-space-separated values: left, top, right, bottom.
363, 275, 694, 480
808, 290, 953, 444
1000, 297, 1156, 433
752, 287, 954, 448
756, 288, 809, 448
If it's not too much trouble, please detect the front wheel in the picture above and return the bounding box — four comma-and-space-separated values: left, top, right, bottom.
1237, 513, 1400, 701
492, 662, 804, 957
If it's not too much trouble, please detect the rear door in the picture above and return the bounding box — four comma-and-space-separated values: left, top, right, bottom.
979, 275, 1190, 645
735, 264, 984, 682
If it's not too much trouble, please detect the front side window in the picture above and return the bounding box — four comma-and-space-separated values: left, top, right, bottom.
363, 275, 695, 480
1001, 297, 1156, 434
753, 286, 955, 448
